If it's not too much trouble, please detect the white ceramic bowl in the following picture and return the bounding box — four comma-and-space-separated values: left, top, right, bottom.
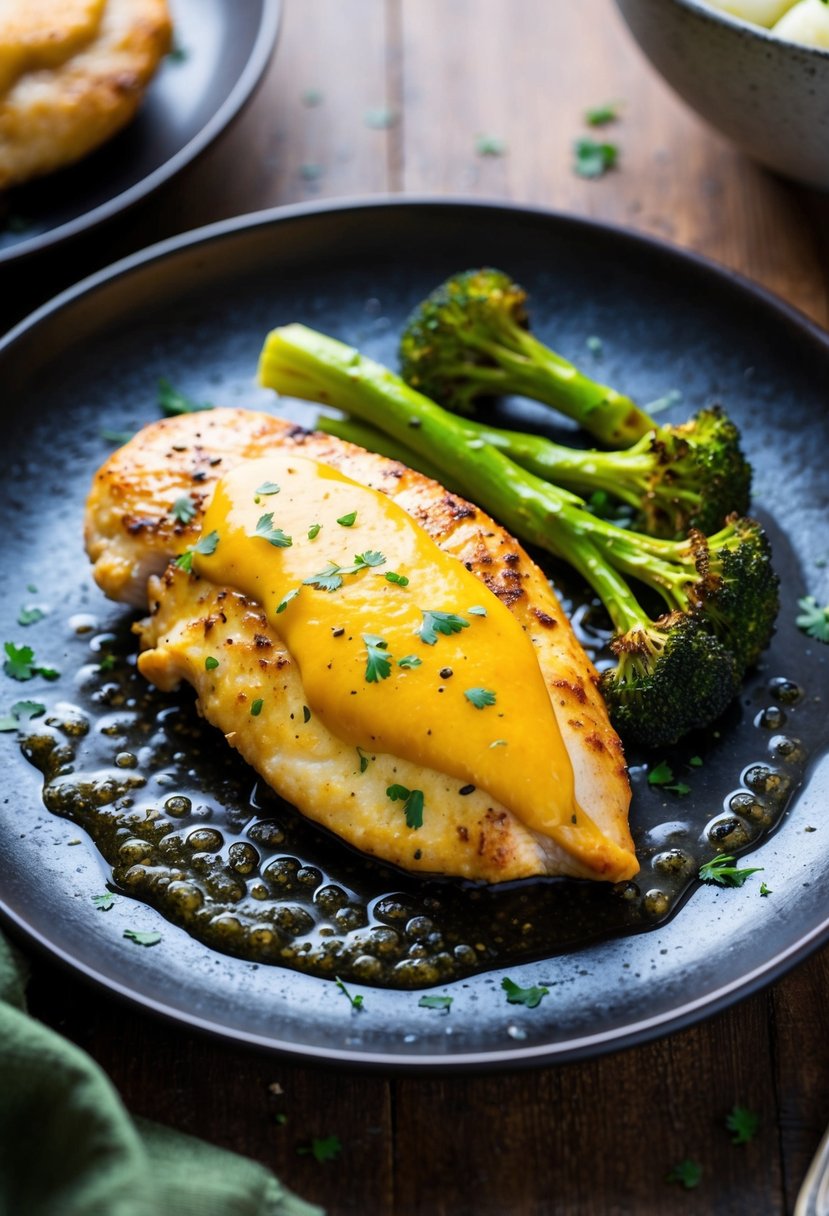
615, 0, 829, 189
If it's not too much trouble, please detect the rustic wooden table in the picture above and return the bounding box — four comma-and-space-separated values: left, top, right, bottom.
5, 2, 829, 1213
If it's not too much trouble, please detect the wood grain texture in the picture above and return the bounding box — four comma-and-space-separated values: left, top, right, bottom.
7, 1, 829, 1213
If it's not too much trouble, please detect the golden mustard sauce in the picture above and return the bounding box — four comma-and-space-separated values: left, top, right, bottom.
192, 454, 579, 841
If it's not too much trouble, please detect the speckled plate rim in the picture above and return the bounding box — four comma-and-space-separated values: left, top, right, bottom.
0, 0, 282, 267
1, 195, 828, 1072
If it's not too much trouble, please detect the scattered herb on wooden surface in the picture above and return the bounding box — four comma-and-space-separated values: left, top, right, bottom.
666, 1159, 702, 1190
726, 1105, 759, 1145
585, 101, 620, 126
297, 1134, 342, 1163
573, 137, 618, 178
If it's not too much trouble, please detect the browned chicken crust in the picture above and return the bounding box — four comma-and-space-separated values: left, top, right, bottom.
0, 0, 172, 190
86, 409, 637, 883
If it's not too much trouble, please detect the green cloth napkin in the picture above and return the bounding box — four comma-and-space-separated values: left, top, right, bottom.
0, 932, 323, 1216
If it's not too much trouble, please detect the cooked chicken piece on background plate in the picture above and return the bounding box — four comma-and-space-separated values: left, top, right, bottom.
85, 409, 637, 885
0, 0, 172, 189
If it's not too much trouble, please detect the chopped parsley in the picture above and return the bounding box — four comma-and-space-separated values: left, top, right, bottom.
364, 106, 398, 129
363, 634, 393, 683
475, 133, 507, 157
98, 654, 117, 672
336, 511, 357, 527
335, 976, 363, 1010
205, 656, 219, 671
467, 605, 487, 617
464, 687, 496, 710
573, 137, 618, 179
760, 881, 772, 897
0, 699, 46, 731
356, 747, 370, 773
303, 562, 344, 592
796, 595, 829, 643
3, 642, 59, 682
386, 784, 425, 829
251, 698, 264, 717
277, 588, 300, 613
171, 495, 197, 524
418, 610, 470, 645
585, 101, 620, 126
157, 377, 212, 416
101, 428, 134, 445
307, 523, 321, 539
689, 755, 704, 768
647, 760, 690, 796
699, 853, 763, 888
174, 530, 220, 572
297, 1134, 342, 1163
123, 929, 162, 947
726, 1105, 759, 1145
384, 571, 409, 586
255, 480, 280, 496
418, 995, 453, 1012
501, 977, 549, 1008
17, 605, 45, 626
397, 655, 422, 669
254, 513, 293, 548
303, 551, 385, 592
92, 893, 116, 911
666, 1160, 702, 1190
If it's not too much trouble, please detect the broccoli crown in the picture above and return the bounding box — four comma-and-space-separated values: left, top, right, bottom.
399, 268, 530, 414
642, 406, 752, 538
600, 613, 740, 748
687, 515, 779, 673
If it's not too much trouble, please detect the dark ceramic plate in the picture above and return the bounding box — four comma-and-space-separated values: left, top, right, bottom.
0, 199, 827, 1070
0, 0, 280, 265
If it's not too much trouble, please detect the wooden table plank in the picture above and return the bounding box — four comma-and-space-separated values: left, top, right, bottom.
398, 0, 828, 326
7, 1, 829, 1213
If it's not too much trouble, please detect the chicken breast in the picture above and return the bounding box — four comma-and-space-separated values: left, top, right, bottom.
86, 408, 637, 884
0, 0, 171, 190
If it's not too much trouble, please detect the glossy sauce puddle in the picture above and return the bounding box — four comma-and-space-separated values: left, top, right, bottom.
14, 559, 821, 990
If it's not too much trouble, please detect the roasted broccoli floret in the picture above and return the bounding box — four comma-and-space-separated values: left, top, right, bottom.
259, 324, 778, 746
399, 267, 654, 446
399, 269, 752, 510
602, 616, 740, 750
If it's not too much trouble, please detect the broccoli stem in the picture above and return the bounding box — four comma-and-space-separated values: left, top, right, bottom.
458, 324, 654, 447
315, 413, 649, 638
261, 326, 690, 624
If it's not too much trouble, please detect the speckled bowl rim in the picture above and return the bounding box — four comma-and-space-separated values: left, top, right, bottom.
670, 0, 829, 58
